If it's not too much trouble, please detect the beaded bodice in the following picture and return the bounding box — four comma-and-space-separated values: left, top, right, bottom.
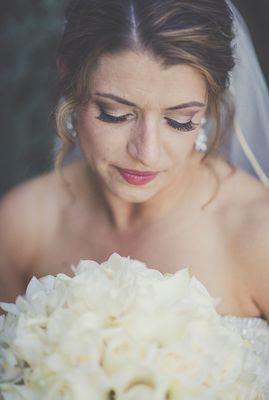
221, 316, 269, 398
221, 316, 269, 366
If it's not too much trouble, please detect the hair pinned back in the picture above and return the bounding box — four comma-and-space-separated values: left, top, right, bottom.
54, 0, 236, 206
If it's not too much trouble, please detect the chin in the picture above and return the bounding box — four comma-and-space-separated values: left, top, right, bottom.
111, 185, 159, 203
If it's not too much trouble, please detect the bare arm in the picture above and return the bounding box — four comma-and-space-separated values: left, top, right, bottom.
252, 225, 269, 321
243, 191, 269, 321
0, 183, 41, 305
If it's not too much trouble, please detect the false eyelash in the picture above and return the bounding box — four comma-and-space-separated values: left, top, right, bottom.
97, 110, 130, 123
164, 117, 197, 133
96, 109, 197, 133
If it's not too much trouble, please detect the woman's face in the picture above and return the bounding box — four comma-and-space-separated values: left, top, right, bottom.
77, 50, 207, 203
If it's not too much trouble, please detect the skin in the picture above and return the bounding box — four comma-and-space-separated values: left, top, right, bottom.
0, 50, 269, 320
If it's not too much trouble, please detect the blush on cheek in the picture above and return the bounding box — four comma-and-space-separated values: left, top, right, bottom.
78, 125, 124, 172
77, 105, 97, 131
172, 134, 196, 155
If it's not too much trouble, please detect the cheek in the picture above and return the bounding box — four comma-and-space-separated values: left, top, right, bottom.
78, 111, 127, 161
168, 132, 197, 163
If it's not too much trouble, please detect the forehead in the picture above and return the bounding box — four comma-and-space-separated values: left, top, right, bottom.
89, 50, 207, 109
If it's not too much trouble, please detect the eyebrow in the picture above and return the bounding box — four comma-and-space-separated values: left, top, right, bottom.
94, 92, 205, 110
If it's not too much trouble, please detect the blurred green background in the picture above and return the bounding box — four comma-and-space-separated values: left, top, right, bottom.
0, 0, 268, 198
0, 0, 65, 198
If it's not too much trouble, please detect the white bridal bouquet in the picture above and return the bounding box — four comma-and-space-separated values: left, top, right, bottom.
0, 253, 266, 399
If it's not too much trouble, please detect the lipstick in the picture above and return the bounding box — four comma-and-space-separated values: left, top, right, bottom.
116, 167, 159, 186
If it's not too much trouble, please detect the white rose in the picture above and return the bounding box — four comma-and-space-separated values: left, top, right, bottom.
111, 365, 168, 399
101, 330, 142, 374
0, 253, 266, 399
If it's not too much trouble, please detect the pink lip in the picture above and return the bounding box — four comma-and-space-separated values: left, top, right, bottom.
116, 167, 159, 185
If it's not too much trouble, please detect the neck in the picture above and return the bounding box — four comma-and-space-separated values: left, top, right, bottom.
85, 152, 204, 233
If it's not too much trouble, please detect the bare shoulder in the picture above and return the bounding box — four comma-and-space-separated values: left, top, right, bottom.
0, 160, 84, 302
208, 156, 268, 218
236, 182, 269, 320
234, 178, 269, 320
0, 177, 49, 263
0, 160, 85, 253
212, 158, 269, 318
227, 168, 269, 251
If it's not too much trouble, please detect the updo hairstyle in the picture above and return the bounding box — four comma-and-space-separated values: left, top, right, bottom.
54, 0, 235, 205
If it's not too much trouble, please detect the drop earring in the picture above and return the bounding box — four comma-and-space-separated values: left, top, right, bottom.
66, 111, 77, 139
195, 117, 208, 152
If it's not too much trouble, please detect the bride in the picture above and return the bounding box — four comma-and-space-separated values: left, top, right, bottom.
0, 0, 268, 327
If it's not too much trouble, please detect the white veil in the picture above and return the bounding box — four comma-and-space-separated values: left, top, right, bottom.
57, 1, 269, 186
219, 0, 269, 186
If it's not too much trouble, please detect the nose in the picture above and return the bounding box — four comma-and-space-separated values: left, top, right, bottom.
127, 116, 161, 167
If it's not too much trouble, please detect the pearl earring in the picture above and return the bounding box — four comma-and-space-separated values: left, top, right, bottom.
66, 111, 77, 139
195, 117, 208, 152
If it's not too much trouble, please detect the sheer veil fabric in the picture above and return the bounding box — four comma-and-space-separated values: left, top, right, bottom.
56, 1, 269, 186
219, 0, 269, 186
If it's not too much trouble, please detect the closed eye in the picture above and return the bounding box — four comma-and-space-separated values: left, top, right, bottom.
96, 109, 199, 133
96, 110, 131, 123
164, 117, 199, 133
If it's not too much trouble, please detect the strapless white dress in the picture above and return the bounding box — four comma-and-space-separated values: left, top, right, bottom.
221, 315, 269, 398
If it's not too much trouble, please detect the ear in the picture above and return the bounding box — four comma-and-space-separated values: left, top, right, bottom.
56, 56, 68, 79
